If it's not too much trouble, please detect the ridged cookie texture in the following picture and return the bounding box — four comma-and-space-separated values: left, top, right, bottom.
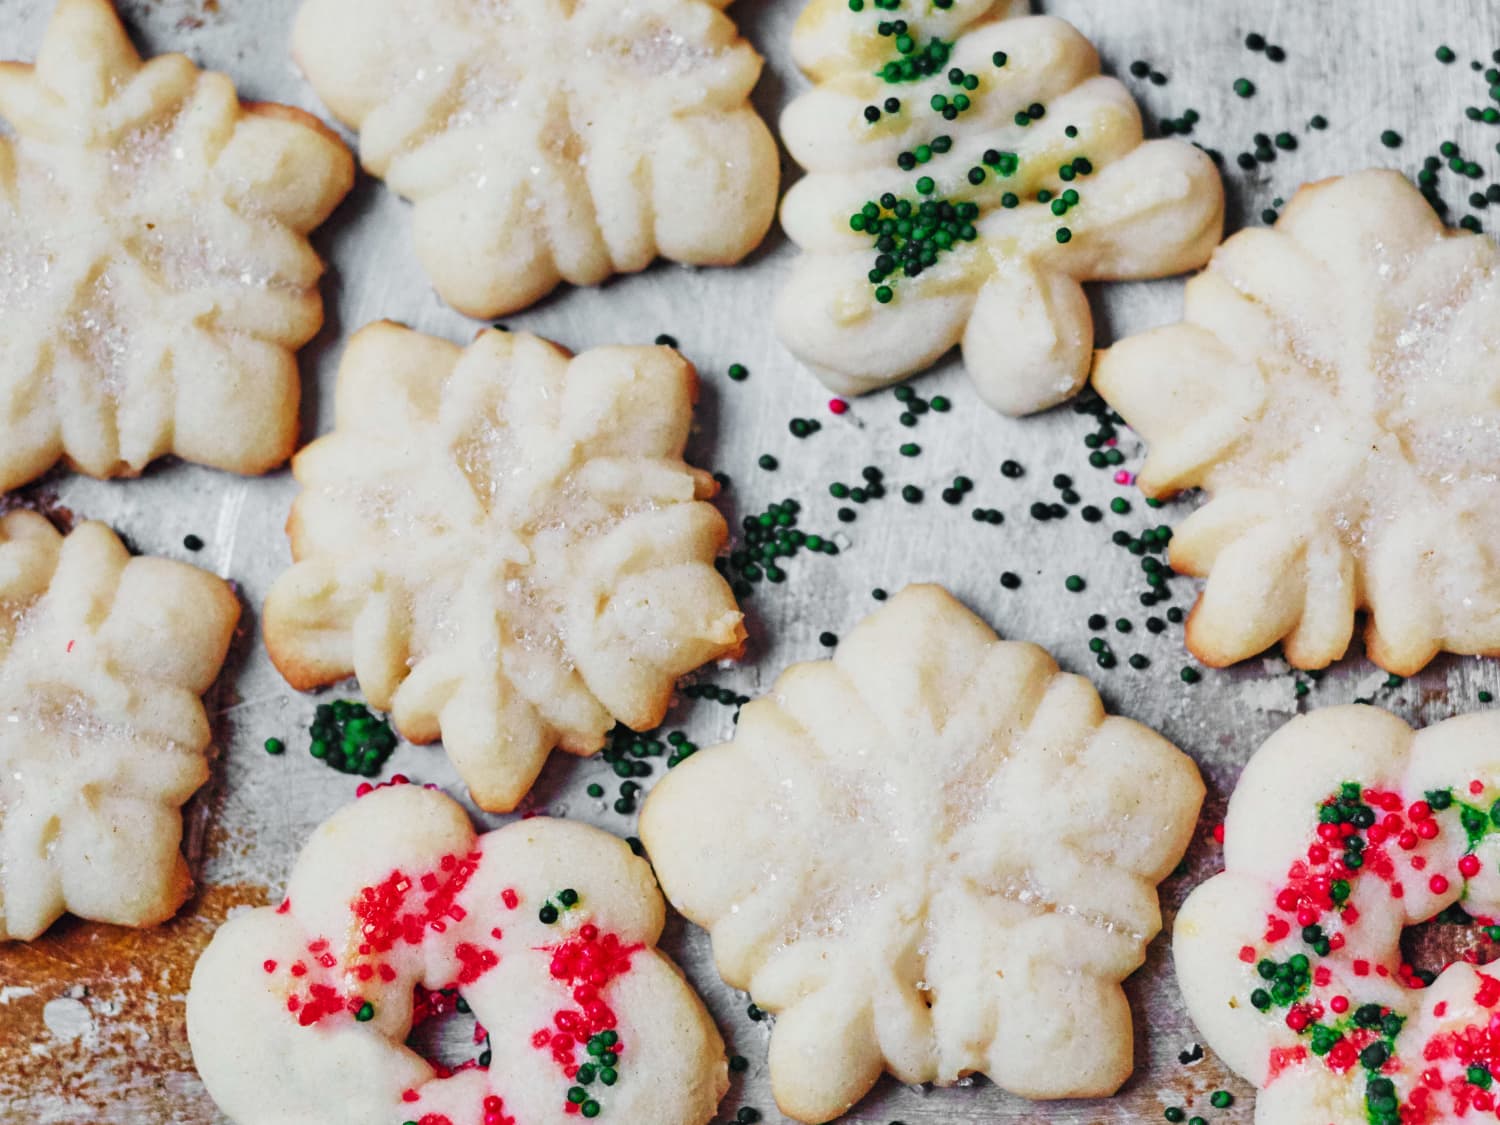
1095, 170, 1500, 676
0, 511, 239, 941
188, 783, 727, 1125
263, 323, 745, 814
641, 584, 1204, 1123
1175, 705, 1500, 1123
0, 0, 354, 491
292, 0, 779, 319
775, 0, 1223, 414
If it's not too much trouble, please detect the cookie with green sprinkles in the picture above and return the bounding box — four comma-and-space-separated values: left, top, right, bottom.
642, 585, 1204, 1123
264, 323, 745, 812
775, 0, 1223, 414
293, 0, 778, 318
188, 783, 728, 1125
1095, 170, 1500, 677
1175, 705, 1500, 1124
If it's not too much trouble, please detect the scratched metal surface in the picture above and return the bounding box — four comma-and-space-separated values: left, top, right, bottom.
3, 0, 1500, 1121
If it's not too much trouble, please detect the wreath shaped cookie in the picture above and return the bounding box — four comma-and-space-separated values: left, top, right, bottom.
1176, 705, 1500, 1123
0, 511, 239, 941
774, 0, 1223, 414
188, 783, 727, 1125
262, 323, 745, 813
292, 0, 779, 319
641, 584, 1204, 1122
1094, 170, 1500, 676
0, 0, 354, 491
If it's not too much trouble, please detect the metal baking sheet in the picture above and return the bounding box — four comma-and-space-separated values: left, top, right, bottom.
4, 0, 1500, 1121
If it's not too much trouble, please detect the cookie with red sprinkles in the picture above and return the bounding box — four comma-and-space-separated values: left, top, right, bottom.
187, 783, 727, 1125
640, 583, 1204, 1122
1175, 705, 1500, 1123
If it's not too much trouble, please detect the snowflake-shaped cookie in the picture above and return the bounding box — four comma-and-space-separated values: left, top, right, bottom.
188, 783, 728, 1125
262, 322, 745, 813
292, 0, 779, 319
1175, 705, 1500, 1123
0, 0, 354, 492
1095, 170, 1500, 676
0, 511, 239, 941
641, 584, 1204, 1122
774, 0, 1223, 415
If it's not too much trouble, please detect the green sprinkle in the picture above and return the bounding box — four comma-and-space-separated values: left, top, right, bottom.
727, 363, 749, 381
1210, 1091, 1233, 1109
1380, 129, 1402, 148
1438, 45, 1456, 63
1064, 575, 1086, 593
1233, 77, 1255, 97
264, 737, 285, 755
307, 701, 398, 777
1055, 227, 1072, 244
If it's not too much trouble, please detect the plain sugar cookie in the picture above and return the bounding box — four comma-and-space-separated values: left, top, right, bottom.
641, 584, 1204, 1122
1095, 169, 1500, 676
262, 323, 745, 813
0, 0, 354, 491
292, 0, 779, 319
775, 0, 1223, 414
187, 782, 727, 1125
0, 511, 239, 941
1176, 705, 1500, 1124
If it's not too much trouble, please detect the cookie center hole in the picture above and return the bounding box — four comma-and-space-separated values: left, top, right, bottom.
406, 986, 490, 1073
1400, 906, 1500, 985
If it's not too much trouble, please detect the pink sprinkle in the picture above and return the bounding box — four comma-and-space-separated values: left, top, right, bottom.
65, 640, 74, 654
829, 398, 849, 415
262, 960, 277, 974
1473, 780, 1487, 795
356, 783, 372, 797
1113, 470, 1133, 485
502, 889, 519, 910
1105, 437, 1118, 447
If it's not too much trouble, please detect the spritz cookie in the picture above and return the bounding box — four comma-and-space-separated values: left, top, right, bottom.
292, 0, 779, 319
1176, 705, 1500, 1124
0, 0, 354, 492
262, 323, 745, 813
188, 782, 728, 1125
775, 0, 1223, 414
0, 511, 239, 941
641, 584, 1203, 1122
1095, 170, 1500, 676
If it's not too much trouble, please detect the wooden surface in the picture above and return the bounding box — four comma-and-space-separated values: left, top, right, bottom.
4, 0, 1500, 1121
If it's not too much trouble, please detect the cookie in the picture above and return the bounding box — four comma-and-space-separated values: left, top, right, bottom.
262, 323, 745, 813
0, 511, 239, 941
0, 0, 354, 492
292, 0, 778, 319
640, 584, 1203, 1122
775, 1, 1223, 414
188, 782, 727, 1125
1175, 705, 1500, 1123
1094, 170, 1500, 676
